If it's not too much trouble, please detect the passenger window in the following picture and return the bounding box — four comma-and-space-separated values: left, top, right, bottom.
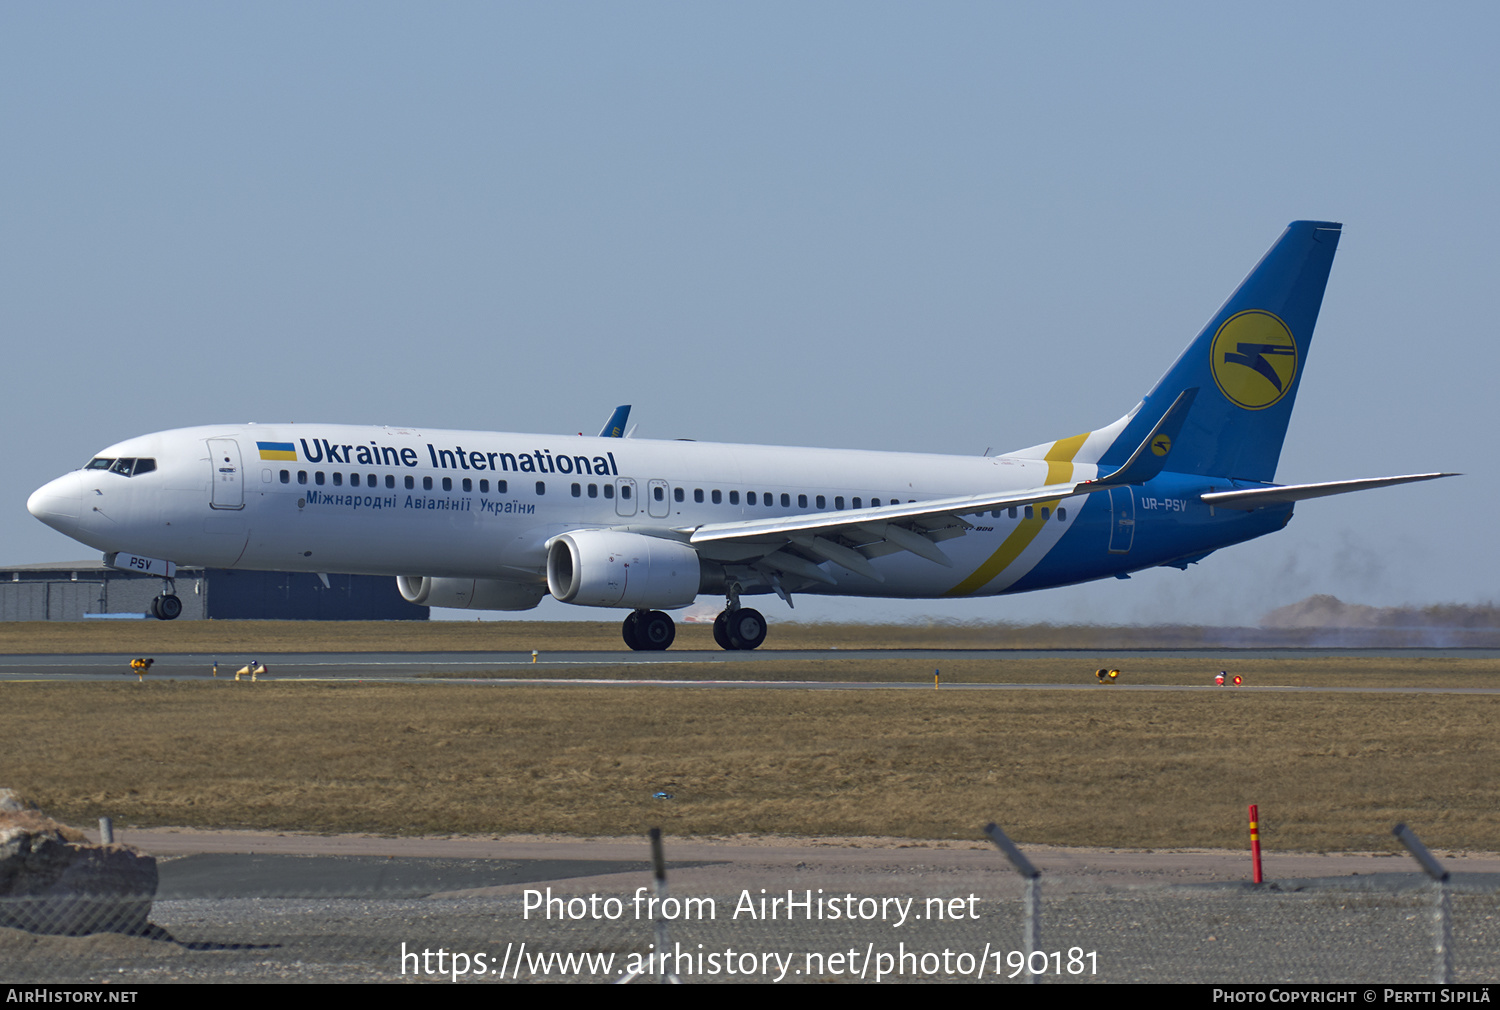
588, 483, 598, 498
782, 493, 791, 507
316, 472, 326, 485
990, 510, 1001, 519
852, 497, 862, 508
333, 472, 343, 486
1024, 506, 1034, 519
1040, 507, 1050, 520
798, 494, 807, 508
695, 489, 704, 503
386, 475, 396, 489
1057, 507, 1067, 521
442, 477, 452, 491
280, 470, 290, 484
462, 478, 472, 492
479, 479, 489, 493
536, 481, 546, 495
747, 492, 757, 505
1008, 507, 1017, 519
835, 496, 844, 509
604, 484, 614, 499
497, 480, 507, 493
368, 473, 376, 486
298, 471, 308, 485
654, 486, 664, 501
816, 495, 826, 509
621, 485, 631, 500
423, 477, 432, 491
405, 475, 414, 490
729, 491, 740, 505
350, 473, 361, 487
711, 489, 721, 504
571, 483, 581, 497
871, 498, 881, 507
674, 487, 684, 503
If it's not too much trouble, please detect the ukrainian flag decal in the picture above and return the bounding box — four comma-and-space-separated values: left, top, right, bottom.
257, 441, 297, 461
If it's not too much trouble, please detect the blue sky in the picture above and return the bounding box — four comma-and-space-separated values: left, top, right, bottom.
4, 3, 1494, 624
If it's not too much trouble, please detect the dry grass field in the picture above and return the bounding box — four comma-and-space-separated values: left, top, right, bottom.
7, 660, 1500, 852
444, 655, 1500, 688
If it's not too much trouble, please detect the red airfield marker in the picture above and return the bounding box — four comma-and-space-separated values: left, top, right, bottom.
1249, 804, 1264, 883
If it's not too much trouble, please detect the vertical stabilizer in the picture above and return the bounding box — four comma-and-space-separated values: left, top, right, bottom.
1100, 220, 1341, 481
1025, 222, 1341, 482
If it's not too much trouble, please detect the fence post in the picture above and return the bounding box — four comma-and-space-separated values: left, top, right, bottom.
985, 822, 1041, 984
1393, 823, 1453, 984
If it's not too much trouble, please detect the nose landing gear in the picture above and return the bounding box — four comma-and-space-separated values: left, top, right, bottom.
150, 579, 183, 621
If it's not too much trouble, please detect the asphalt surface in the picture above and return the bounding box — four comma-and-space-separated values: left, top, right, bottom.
4, 648, 1500, 695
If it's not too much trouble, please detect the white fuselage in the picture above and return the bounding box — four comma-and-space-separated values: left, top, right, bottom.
28, 423, 1105, 601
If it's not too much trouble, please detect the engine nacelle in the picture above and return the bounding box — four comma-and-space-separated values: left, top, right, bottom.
546, 529, 702, 609
396, 576, 544, 611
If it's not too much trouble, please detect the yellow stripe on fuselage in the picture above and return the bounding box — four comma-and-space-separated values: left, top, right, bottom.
943, 431, 1088, 597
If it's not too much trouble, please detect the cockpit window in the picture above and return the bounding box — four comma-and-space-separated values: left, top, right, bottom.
87, 457, 157, 477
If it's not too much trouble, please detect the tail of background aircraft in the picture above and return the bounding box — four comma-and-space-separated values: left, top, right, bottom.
1017, 221, 1342, 483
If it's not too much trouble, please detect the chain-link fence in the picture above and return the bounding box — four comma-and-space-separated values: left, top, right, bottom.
5, 855, 1498, 983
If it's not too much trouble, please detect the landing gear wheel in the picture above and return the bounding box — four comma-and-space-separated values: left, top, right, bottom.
152, 594, 182, 621
636, 610, 676, 651
724, 607, 767, 651
621, 611, 644, 651
712, 611, 732, 650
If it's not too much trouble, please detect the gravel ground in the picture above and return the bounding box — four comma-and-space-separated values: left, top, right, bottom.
6, 832, 1500, 984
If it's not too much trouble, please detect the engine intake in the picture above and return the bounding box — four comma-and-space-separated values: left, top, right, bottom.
546, 529, 702, 609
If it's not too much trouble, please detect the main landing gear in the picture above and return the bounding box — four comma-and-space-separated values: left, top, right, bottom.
713, 607, 766, 651
619, 584, 769, 652
712, 582, 765, 651
622, 609, 676, 651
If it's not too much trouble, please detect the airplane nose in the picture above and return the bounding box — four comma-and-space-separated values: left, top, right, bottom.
27, 473, 83, 534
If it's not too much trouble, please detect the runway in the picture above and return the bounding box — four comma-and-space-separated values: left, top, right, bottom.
3, 648, 1499, 694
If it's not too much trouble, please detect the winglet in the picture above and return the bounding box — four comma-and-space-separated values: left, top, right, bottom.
1087, 388, 1198, 487
599, 405, 631, 439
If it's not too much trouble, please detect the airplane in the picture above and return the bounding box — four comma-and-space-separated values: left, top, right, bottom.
27, 221, 1453, 650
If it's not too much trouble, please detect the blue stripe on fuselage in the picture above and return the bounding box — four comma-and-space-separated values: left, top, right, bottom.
1005, 472, 1293, 592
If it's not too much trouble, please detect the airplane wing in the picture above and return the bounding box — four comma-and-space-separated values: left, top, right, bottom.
1200, 473, 1457, 510
682, 391, 1200, 582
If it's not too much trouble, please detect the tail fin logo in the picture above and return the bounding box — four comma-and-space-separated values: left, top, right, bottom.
1209, 310, 1298, 410
1150, 433, 1172, 457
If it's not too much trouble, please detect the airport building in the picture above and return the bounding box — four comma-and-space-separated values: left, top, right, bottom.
0, 561, 427, 621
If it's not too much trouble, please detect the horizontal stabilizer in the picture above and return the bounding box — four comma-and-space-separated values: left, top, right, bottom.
1200, 473, 1457, 511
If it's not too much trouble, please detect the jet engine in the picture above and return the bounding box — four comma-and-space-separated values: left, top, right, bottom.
396, 576, 544, 611
546, 529, 702, 609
